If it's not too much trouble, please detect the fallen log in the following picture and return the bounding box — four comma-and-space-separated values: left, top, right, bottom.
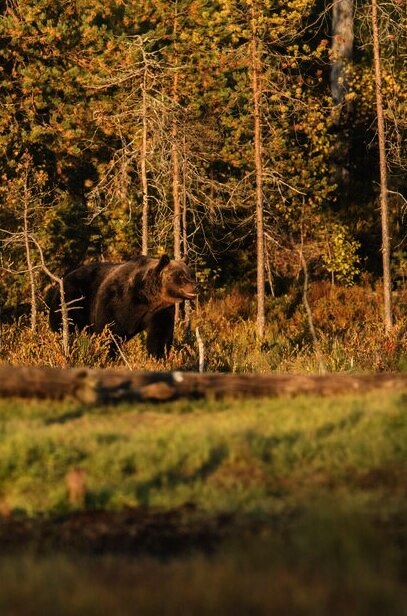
0, 366, 406, 404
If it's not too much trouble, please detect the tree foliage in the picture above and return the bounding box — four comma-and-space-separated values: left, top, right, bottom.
0, 0, 405, 314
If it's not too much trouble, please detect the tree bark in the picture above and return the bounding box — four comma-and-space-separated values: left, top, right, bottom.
172, 114, 181, 261
182, 133, 192, 331
172, 5, 182, 262
22, 157, 37, 331
371, 0, 393, 332
141, 57, 149, 256
299, 248, 326, 374
330, 0, 354, 107
172, 4, 182, 325
0, 366, 405, 404
250, 8, 265, 340
31, 237, 70, 360
330, 0, 354, 189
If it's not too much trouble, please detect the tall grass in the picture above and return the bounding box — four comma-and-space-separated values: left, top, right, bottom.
1, 281, 406, 373
1, 519, 406, 616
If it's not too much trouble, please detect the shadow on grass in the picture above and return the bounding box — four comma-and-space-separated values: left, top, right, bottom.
0, 503, 406, 615
135, 444, 229, 505
44, 409, 85, 425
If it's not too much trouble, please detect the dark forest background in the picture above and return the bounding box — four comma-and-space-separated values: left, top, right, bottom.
0, 0, 405, 320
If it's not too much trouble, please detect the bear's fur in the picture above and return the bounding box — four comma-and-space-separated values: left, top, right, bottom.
48, 254, 197, 359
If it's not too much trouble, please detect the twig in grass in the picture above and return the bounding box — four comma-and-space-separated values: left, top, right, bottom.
66, 468, 87, 508
108, 331, 132, 369
195, 327, 205, 373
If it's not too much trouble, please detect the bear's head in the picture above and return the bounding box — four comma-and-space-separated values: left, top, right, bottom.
155, 254, 197, 303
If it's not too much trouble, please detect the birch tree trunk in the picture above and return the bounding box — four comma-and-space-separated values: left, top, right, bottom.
330, 0, 354, 107
330, 0, 354, 189
250, 9, 265, 340
371, 0, 393, 332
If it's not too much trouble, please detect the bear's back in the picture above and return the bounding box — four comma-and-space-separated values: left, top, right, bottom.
65, 262, 118, 301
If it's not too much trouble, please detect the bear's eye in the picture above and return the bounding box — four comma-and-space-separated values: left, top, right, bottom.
174, 273, 186, 284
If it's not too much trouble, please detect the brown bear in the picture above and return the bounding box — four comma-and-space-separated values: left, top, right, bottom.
48, 254, 197, 359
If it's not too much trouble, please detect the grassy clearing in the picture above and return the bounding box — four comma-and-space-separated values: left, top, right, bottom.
0, 391, 405, 516
0, 391, 406, 614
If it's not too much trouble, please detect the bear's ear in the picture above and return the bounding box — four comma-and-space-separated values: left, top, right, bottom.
155, 254, 171, 274
182, 254, 189, 265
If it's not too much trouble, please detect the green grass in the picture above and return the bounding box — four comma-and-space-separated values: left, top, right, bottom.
0, 392, 406, 516
0, 392, 406, 615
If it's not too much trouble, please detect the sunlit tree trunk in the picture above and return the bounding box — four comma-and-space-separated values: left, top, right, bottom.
171, 3, 182, 326
182, 133, 192, 331
140, 54, 149, 255
22, 156, 37, 331
30, 238, 70, 361
250, 7, 265, 340
172, 107, 181, 261
182, 134, 188, 258
371, 0, 393, 332
172, 4, 182, 263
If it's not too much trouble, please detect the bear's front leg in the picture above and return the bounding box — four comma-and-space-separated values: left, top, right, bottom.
146, 306, 175, 359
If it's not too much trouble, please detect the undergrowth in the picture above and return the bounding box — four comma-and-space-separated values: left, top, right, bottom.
1, 282, 406, 373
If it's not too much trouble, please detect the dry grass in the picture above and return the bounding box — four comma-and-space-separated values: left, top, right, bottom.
0, 282, 406, 373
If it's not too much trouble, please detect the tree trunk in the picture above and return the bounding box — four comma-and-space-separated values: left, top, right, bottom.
182, 133, 192, 332
299, 248, 326, 374
22, 157, 37, 331
172, 114, 181, 262
330, 0, 354, 107
172, 5, 181, 262
330, 0, 354, 189
371, 0, 393, 332
250, 9, 265, 340
58, 279, 70, 360
172, 4, 181, 324
31, 237, 70, 360
141, 59, 149, 256
182, 134, 188, 258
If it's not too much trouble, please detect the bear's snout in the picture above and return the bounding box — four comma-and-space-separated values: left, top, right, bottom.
180, 279, 198, 300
